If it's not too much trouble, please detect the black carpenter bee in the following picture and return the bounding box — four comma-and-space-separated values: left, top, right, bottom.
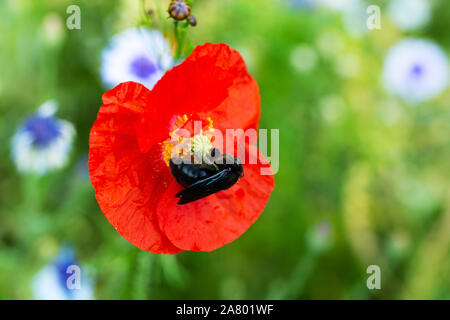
169, 148, 244, 205
168, 0, 191, 21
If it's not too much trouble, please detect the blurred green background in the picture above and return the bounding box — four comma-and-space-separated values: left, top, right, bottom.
0, 0, 449, 299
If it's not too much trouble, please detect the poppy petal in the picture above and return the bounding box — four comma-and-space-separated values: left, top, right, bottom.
156, 146, 274, 252
89, 82, 182, 254
198, 63, 261, 133
136, 43, 256, 153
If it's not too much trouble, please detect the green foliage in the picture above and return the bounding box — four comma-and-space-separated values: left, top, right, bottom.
0, 0, 449, 299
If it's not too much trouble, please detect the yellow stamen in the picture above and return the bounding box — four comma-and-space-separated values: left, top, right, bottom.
160, 115, 215, 166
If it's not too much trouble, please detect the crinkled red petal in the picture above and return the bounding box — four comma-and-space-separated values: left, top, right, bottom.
197, 61, 261, 134
136, 43, 260, 153
89, 82, 182, 254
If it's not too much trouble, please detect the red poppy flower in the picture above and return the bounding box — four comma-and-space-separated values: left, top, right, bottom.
89, 43, 274, 253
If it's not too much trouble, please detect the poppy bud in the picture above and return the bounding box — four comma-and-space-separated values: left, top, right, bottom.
168, 0, 191, 21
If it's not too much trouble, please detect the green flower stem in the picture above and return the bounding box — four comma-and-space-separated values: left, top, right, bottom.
158, 254, 187, 289
266, 250, 319, 300
173, 0, 194, 60
132, 251, 154, 300
266, 226, 331, 300
20, 174, 45, 215
174, 20, 188, 60
140, 0, 151, 27
17, 174, 49, 244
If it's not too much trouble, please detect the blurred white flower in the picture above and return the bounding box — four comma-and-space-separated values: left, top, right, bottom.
42, 13, 64, 46
316, 0, 360, 12
335, 52, 360, 78
316, 31, 344, 57
383, 39, 449, 103
286, 0, 314, 10
101, 27, 173, 89
11, 101, 75, 175
377, 99, 403, 125
342, 0, 369, 37
320, 95, 345, 122
33, 246, 94, 300
388, 0, 431, 31
316, 0, 368, 37
290, 44, 318, 72
307, 220, 333, 252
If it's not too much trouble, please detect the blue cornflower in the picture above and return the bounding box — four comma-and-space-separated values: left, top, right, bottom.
100, 27, 174, 90
388, 0, 431, 31
383, 39, 449, 103
11, 101, 75, 175
32, 246, 94, 300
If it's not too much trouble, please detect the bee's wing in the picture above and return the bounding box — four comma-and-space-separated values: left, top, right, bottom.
175, 169, 229, 205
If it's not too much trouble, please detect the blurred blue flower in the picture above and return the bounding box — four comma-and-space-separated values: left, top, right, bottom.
32, 246, 94, 300
388, 0, 431, 31
383, 39, 449, 103
11, 101, 75, 175
101, 27, 174, 89
285, 0, 314, 10
316, 0, 360, 12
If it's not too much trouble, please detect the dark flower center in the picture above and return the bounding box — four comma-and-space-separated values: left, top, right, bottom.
411, 63, 424, 77
54, 249, 79, 294
54, 250, 78, 294
130, 55, 158, 79
24, 115, 61, 148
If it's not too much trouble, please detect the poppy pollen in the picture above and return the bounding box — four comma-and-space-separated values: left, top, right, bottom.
160, 114, 215, 166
